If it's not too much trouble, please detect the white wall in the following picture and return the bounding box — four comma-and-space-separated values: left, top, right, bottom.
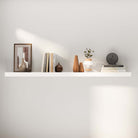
0, 1, 138, 138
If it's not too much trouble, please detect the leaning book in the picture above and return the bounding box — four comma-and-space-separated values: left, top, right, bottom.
41, 53, 47, 72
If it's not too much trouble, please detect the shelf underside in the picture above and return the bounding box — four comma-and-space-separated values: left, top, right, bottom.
5, 72, 132, 77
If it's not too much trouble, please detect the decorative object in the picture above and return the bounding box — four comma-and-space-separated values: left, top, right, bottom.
101, 52, 126, 72
83, 48, 94, 72
55, 62, 63, 72
106, 53, 118, 65
79, 62, 84, 72
14, 43, 32, 72
73, 55, 79, 72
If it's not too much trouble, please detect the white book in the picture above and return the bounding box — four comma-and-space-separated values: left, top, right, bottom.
101, 69, 126, 72
102, 67, 126, 70
102, 65, 125, 69
53, 54, 57, 72
41, 54, 45, 72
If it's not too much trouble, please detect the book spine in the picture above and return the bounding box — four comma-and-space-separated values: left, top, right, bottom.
101, 67, 126, 70
101, 70, 126, 72
44, 53, 47, 72
104, 65, 124, 67
53, 54, 56, 72
51, 53, 53, 72
46, 53, 49, 72
48, 53, 51, 72
41, 53, 45, 72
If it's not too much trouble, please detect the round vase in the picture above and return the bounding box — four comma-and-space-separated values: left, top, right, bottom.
83, 58, 93, 72
55, 62, 63, 72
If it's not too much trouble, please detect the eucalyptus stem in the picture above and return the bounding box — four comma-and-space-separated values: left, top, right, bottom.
84, 48, 94, 58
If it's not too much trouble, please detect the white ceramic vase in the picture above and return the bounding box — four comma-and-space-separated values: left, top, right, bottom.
83, 58, 93, 72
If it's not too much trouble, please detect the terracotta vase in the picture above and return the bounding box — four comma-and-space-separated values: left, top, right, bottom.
79, 62, 84, 72
73, 55, 79, 72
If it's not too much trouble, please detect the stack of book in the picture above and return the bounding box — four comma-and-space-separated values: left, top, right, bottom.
41, 53, 57, 72
101, 65, 126, 72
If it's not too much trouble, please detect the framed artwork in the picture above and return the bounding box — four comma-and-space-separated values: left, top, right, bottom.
14, 43, 32, 72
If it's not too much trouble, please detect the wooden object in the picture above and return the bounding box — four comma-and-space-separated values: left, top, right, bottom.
79, 62, 84, 72
55, 63, 63, 72
73, 55, 79, 72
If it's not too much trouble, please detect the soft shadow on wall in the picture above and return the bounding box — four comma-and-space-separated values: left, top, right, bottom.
16, 28, 71, 72
90, 84, 137, 138
16, 28, 106, 72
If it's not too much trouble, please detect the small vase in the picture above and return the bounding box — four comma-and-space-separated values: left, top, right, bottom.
73, 55, 79, 72
83, 58, 93, 72
79, 62, 84, 72
55, 62, 63, 72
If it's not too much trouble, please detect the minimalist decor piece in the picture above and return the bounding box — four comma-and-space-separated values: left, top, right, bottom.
73, 55, 79, 72
106, 52, 118, 65
79, 62, 84, 72
101, 52, 126, 72
83, 48, 94, 72
55, 63, 63, 72
14, 43, 32, 72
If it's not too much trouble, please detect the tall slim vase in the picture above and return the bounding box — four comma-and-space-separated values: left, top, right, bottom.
73, 55, 79, 72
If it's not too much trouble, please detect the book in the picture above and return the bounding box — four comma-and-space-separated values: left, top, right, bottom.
102, 67, 126, 70
101, 70, 126, 72
101, 65, 126, 72
49, 53, 54, 72
41, 53, 45, 72
41, 53, 47, 72
42, 53, 57, 72
49, 53, 57, 72
53, 54, 57, 72
46, 53, 49, 72
51, 53, 53, 72
104, 65, 124, 67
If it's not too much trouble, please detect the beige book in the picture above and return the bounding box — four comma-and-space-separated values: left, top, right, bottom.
51, 53, 53, 72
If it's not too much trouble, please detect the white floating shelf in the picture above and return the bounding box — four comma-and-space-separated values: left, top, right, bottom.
5, 72, 131, 78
